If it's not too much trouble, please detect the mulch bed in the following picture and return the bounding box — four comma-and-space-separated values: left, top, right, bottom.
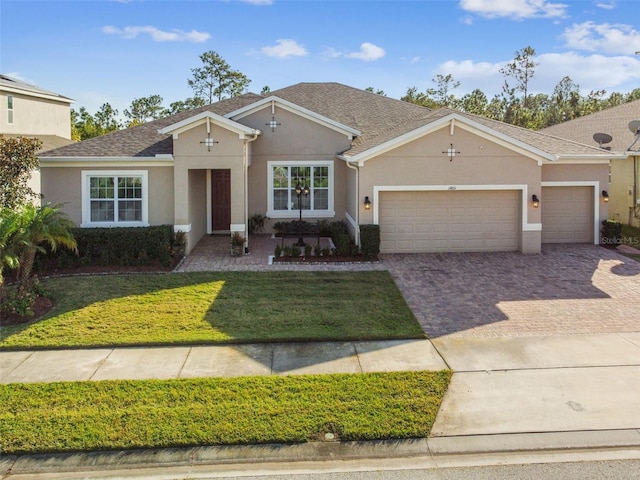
1, 295, 54, 327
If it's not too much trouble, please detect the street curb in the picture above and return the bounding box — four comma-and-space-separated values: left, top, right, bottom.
3, 430, 640, 476
427, 429, 640, 455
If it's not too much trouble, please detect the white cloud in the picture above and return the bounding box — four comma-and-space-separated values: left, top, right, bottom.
260, 39, 307, 58
436, 51, 640, 97
536, 52, 640, 93
596, 1, 616, 9
459, 0, 568, 19
344, 42, 386, 61
239, 0, 273, 5
102, 25, 210, 43
562, 21, 640, 55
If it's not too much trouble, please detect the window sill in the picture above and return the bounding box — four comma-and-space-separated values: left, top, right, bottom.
81, 222, 149, 228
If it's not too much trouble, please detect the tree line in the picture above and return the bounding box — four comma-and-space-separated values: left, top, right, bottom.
72, 46, 640, 140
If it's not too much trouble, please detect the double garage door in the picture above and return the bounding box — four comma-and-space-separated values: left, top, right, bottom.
378, 187, 595, 253
379, 190, 520, 253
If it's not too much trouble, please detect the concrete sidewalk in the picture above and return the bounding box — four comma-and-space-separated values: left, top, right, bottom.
430, 332, 640, 440
0, 339, 447, 384
2, 332, 640, 478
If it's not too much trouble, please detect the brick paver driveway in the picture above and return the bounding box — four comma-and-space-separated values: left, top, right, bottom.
382, 244, 640, 338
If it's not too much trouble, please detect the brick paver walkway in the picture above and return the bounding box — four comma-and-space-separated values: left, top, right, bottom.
384, 244, 640, 338
177, 236, 640, 339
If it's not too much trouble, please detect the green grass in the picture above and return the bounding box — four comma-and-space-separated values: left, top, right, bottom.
0, 371, 451, 455
0, 271, 425, 349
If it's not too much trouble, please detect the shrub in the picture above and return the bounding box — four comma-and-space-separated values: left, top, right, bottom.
274, 244, 282, 258
360, 224, 380, 260
35, 225, 174, 269
304, 244, 312, 257
601, 220, 623, 246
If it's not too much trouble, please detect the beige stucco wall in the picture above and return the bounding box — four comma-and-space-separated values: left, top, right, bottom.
0, 92, 71, 139
172, 123, 247, 248
239, 107, 353, 232
186, 169, 207, 252
358, 126, 542, 216
40, 166, 174, 226
609, 156, 640, 227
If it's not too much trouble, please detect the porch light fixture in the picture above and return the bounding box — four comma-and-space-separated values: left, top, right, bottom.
602, 190, 609, 203
295, 181, 310, 246
532, 194, 540, 208
364, 196, 372, 210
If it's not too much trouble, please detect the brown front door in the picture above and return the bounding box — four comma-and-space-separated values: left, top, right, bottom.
211, 169, 231, 231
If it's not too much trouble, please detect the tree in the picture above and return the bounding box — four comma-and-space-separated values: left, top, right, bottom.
426, 74, 460, 107
458, 89, 489, 116
162, 97, 206, 116
71, 103, 121, 141
124, 95, 165, 126
365, 87, 387, 96
13, 203, 77, 291
188, 50, 251, 103
401, 86, 433, 108
0, 135, 42, 209
500, 46, 538, 109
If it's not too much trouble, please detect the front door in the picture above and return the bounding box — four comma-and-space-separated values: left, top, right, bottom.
211, 169, 231, 231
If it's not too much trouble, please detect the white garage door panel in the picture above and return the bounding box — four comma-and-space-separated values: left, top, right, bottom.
541, 187, 593, 243
379, 190, 520, 253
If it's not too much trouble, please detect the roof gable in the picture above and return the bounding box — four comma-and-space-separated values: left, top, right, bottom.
158, 111, 260, 139
340, 111, 616, 165
227, 96, 361, 139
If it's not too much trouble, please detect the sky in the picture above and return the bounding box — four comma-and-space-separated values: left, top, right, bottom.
2, 0, 639, 117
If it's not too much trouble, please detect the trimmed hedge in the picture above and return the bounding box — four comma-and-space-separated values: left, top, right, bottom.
35, 225, 174, 269
360, 224, 380, 260
601, 219, 623, 246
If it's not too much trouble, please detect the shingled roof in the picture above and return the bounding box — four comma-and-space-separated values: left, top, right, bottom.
39, 82, 618, 160
540, 100, 640, 153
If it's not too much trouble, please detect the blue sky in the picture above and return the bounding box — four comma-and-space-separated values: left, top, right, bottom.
2, 0, 639, 116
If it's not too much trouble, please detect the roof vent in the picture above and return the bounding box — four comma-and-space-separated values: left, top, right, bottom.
593, 132, 612, 150
628, 120, 640, 151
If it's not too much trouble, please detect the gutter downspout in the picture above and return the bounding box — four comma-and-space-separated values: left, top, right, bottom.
345, 159, 360, 245
244, 131, 260, 253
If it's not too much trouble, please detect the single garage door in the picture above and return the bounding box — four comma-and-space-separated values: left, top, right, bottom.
378, 190, 520, 253
541, 186, 593, 243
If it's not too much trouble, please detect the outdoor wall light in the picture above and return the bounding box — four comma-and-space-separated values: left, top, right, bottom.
602, 190, 609, 203
532, 194, 540, 208
364, 196, 372, 210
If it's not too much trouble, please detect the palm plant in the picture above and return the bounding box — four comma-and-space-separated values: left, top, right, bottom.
14, 203, 77, 291
0, 207, 22, 291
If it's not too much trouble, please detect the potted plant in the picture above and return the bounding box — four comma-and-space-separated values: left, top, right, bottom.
230, 231, 246, 256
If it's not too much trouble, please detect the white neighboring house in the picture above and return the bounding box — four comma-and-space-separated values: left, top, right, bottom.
0, 74, 74, 202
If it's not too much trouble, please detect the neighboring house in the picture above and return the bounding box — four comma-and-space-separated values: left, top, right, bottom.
541, 100, 640, 227
38, 82, 621, 255
0, 74, 75, 199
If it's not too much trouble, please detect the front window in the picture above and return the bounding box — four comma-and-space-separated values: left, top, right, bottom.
268, 162, 334, 218
82, 171, 148, 226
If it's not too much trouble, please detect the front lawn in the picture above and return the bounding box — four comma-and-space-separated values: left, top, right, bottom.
0, 370, 451, 455
0, 271, 425, 349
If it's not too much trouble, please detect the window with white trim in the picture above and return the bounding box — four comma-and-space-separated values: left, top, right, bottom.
267, 161, 334, 218
81, 171, 148, 227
